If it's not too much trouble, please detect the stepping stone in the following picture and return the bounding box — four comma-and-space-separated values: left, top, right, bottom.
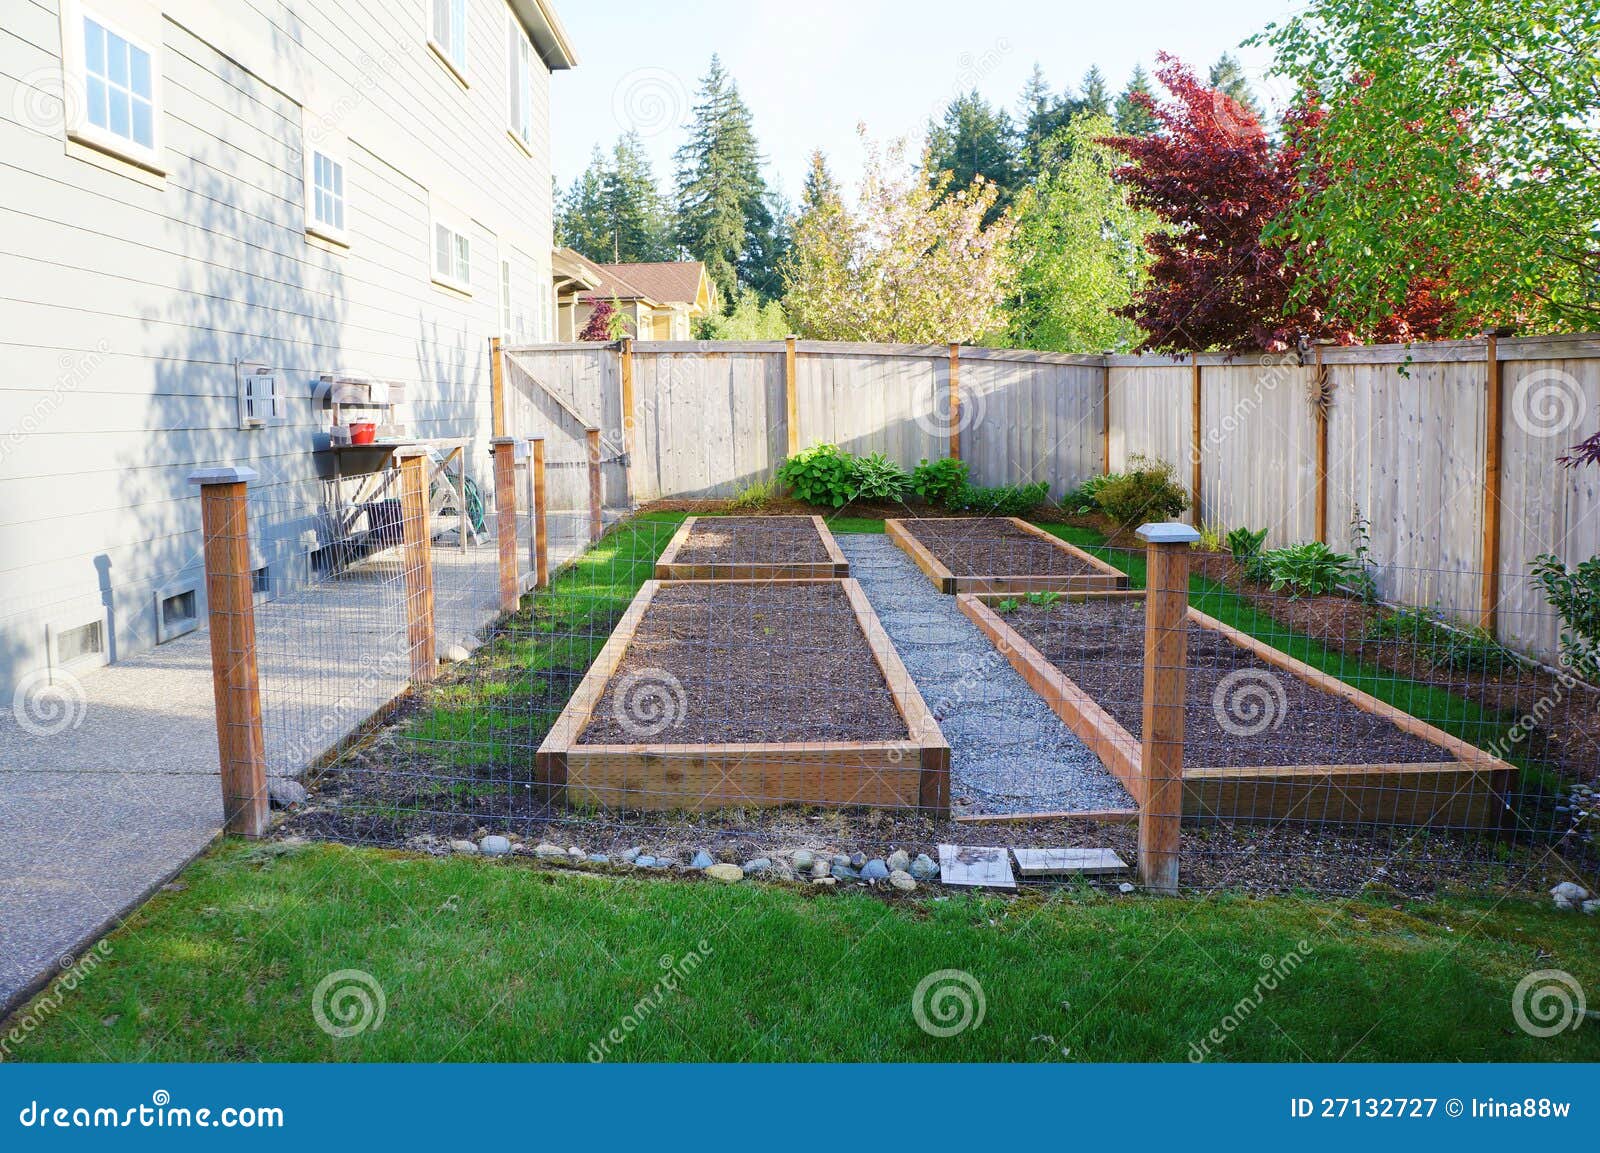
938, 844, 1016, 890
1013, 848, 1128, 877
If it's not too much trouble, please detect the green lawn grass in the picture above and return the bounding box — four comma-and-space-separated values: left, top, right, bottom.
8, 841, 1595, 1062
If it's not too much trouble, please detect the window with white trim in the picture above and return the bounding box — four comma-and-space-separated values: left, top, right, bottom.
311, 151, 345, 232
430, 0, 468, 79
433, 217, 471, 292
63, 3, 162, 170
507, 16, 534, 149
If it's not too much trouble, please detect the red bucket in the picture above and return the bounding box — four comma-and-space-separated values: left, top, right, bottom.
349, 421, 377, 446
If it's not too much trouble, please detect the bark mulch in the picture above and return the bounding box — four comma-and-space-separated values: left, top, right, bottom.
576, 581, 908, 744
673, 515, 829, 565
903, 518, 1101, 578
1003, 599, 1452, 767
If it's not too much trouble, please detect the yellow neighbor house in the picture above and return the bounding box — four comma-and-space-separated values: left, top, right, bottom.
555, 249, 717, 340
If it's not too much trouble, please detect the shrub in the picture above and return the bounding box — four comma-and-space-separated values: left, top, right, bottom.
1060, 472, 1121, 514
1092, 454, 1190, 527
730, 477, 780, 510
910, 457, 969, 507
850, 452, 911, 501
1226, 526, 1270, 580
1258, 541, 1359, 597
1532, 553, 1600, 679
954, 481, 1051, 517
777, 443, 856, 508
1365, 607, 1516, 674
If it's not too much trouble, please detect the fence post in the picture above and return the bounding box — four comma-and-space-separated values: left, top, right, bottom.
396, 448, 437, 684
586, 426, 603, 543
490, 437, 520, 614
188, 466, 268, 838
948, 342, 962, 462
1102, 359, 1112, 474
785, 335, 799, 456
489, 335, 505, 439
1313, 344, 1329, 544
1136, 521, 1198, 893
618, 336, 636, 504
527, 436, 549, 589
1481, 332, 1503, 633
1190, 358, 1202, 523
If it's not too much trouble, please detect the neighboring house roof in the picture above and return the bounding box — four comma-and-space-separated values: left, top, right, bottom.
578, 260, 716, 315
552, 247, 604, 293
512, 1, 578, 70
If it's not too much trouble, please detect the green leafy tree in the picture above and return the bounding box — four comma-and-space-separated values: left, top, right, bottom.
673, 56, 779, 305
1256, 0, 1600, 332
697, 286, 791, 339
781, 151, 857, 340
1007, 115, 1152, 352
926, 91, 1020, 220
1114, 65, 1160, 136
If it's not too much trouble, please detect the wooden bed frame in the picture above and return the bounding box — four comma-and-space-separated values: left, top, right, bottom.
536, 578, 949, 815
957, 590, 1513, 827
653, 515, 849, 580
885, 516, 1128, 594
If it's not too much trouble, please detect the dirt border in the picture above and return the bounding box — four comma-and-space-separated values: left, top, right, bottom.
653, 515, 849, 581
886, 517, 1128, 594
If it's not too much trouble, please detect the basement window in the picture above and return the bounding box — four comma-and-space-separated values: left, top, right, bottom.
252, 564, 272, 605
155, 584, 199, 644
47, 612, 109, 673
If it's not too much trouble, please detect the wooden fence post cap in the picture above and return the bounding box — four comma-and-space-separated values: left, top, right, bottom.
392, 445, 431, 460
1137, 522, 1200, 545
187, 466, 258, 486
490, 436, 517, 447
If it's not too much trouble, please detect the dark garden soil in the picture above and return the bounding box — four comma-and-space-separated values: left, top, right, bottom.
576, 581, 907, 744
1003, 599, 1452, 767
673, 515, 829, 565
902, 518, 1103, 578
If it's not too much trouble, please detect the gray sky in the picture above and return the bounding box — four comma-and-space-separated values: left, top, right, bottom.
549, 0, 1300, 201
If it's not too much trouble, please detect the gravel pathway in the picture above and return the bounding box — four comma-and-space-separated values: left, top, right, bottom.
837, 535, 1134, 816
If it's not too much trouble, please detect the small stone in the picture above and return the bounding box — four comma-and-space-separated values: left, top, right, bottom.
910, 854, 938, 881
861, 859, 890, 882
656, 858, 678, 869
567, 847, 584, 859
832, 865, 859, 882
635, 855, 657, 868
773, 863, 796, 882
1118, 882, 1136, 894
831, 854, 851, 870
1550, 881, 1590, 903
849, 851, 867, 869
587, 853, 610, 865
479, 835, 512, 857
811, 860, 831, 879
267, 778, 308, 809
743, 858, 772, 875
792, 849, 815, 870
440, 642, 471, 663
449, 840, 479, 855
622, 846, 642, 862
534, 842, 566, 860
889, 869, 917, 893
705, 863, 744, 883
887, 849, 911, 873
691, 850, 716, 869
811, 876, 837, 888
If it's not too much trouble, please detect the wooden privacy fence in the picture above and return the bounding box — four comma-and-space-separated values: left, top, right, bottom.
501, 334, 1600, 665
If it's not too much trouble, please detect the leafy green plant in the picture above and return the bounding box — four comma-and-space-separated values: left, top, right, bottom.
1347, 509, 1379, 605
850, 452, 911, 501
1258, 541, 1359, 597
954, 481, 1051, 517
1365, 607, 1516, 674
1060, 472, 1122, 514
1226, 526, 1268, 563
994, 597, 1021, 613
729, 477, 780, 510
1092, 454, 1189, 527
776, 443, 856, 508
910, 457, 970, 507
1196, 522, 1228, 552
1025, 591, 1063, 607
1532, 553, 1600, 680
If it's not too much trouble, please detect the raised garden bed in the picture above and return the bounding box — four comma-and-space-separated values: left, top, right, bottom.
653, 515, 849, 580
885, 517, 1127, 594
958, 591, 1514, 827
538, 578, 948, 814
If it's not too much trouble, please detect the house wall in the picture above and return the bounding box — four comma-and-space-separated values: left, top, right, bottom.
0, 0, 561, 695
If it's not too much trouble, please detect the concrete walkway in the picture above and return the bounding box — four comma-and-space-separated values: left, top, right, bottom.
837, 535, 1134, 817
0, 513, 595, 1015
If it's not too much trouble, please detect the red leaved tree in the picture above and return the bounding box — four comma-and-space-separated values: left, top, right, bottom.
579, 298, 623, 341
1103, 54, 1458, 352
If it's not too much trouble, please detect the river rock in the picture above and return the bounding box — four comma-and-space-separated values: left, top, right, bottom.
449, 840, 479, 855
743, 858, 772, 875
479, 835, 512, 857
534, 842, 566, 860
861, 859, 890, 882
691, 850, 715, 869
705, 863, 744, 883
889, 869, 917, 893
887, 849, 911, 873
909, 854, 938, 881
792, 849, 815, 870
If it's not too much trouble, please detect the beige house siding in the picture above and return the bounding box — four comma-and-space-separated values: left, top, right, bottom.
0, 0, 567, 694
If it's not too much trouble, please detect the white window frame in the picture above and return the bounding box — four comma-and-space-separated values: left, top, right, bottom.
302, 123, 349, 246
236, 361, 288, 428
506, 11, 534, 154
498, 258, 514, 339
431, 211, 473, 294
58, 0, 164, 173
428, 0, 469, 86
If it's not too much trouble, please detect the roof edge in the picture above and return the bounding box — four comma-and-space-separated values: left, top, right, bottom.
513, 0, 578, 70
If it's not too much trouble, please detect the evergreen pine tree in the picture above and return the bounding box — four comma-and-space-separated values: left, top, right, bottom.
925, 90, 1020, 220
1208, 53, 1260, 119
1018, 64, 1075, 179
601, 134, 673, 262
555, 147, 612, 260
1114, 65, 1160, 136
1078, 66, 1112, 118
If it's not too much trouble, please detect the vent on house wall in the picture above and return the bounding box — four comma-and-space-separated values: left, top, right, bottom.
237, 360, 287, 429
155, 583, 200, 644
